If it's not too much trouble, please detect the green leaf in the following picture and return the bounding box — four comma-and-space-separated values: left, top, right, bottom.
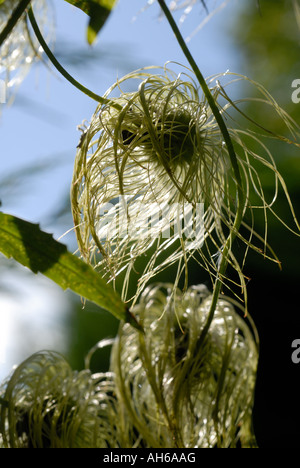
0, 212, 142, 332
64, 0, 118, 45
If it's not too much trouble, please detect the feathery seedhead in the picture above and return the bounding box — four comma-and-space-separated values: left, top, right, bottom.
72, 64, 300, 304
111, 283, 259, 448
0, 351, 117, 448
72, 65, 227, 300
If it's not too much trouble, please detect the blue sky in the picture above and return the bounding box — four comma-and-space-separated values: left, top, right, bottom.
1, 0, 241, 230
0, 0, 242, 378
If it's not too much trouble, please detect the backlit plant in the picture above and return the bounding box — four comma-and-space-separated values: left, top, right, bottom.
0, 0, 299, 449
0, 0, 54, 102
71, 65, 300, 304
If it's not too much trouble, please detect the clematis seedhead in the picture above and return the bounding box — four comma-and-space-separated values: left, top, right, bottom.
71, 64, 300, 303
111, 283, 259, 448
0, 351, 118, 448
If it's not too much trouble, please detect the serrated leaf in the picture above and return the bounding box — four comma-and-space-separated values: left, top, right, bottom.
65, 0, 117, 45
0, 212, 142, 332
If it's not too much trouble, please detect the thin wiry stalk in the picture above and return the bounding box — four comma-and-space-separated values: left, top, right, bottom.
27, 6, 121, 109
157, 0, 245, 342
157, 1, 243, 189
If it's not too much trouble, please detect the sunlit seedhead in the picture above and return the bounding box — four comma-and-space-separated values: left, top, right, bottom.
71, 64, 300, 304
0, 351, 117, 448
111, 283, 259, 448
72, 65, 227, 301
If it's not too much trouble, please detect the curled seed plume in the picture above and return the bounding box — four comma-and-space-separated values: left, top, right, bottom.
111, 283, 259, 448
71, 64, 300, 303
0, 351, 118, 448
